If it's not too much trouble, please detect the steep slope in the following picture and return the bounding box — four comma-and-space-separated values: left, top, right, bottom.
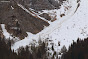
0, 0, 49, 39
11, 0, 79, 51
0, 0, 66, 39
1, 0, 88, 58
12, 0, 88, 57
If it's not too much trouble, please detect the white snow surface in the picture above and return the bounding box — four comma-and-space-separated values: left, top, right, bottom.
1, 24, 19, 41
12, 0, 88, 55
11, 6, 14, 10
1, 24, 13, 39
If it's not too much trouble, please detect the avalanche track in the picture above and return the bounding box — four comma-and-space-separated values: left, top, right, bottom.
11, 0, 81, 51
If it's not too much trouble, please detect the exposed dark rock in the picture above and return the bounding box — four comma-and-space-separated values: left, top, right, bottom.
40, 13, 51, 21
16, 0, 65, 11
0, 0, 66, 39
0, 1, 49, 39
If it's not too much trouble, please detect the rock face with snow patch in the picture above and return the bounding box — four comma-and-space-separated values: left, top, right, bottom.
0, 0, 49, 39
0, 0, 65, 39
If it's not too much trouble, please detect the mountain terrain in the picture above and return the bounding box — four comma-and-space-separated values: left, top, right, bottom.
0, 0, 66, 39
0, 0, 88, 59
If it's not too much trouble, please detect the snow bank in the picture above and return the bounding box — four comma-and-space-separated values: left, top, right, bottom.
1, 24, 19, 41
1, 24, 13, 39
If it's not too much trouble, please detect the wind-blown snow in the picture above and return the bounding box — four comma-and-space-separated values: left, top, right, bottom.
12, 0, 88, 56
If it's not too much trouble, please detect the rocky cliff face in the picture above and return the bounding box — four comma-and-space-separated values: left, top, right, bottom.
0, 0, 65, 39
17, 0, 62, 10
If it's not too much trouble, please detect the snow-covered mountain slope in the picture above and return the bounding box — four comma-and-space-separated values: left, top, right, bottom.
1, 0, 87, 57
49, 0, 88, 52
11, 0, 80, 50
